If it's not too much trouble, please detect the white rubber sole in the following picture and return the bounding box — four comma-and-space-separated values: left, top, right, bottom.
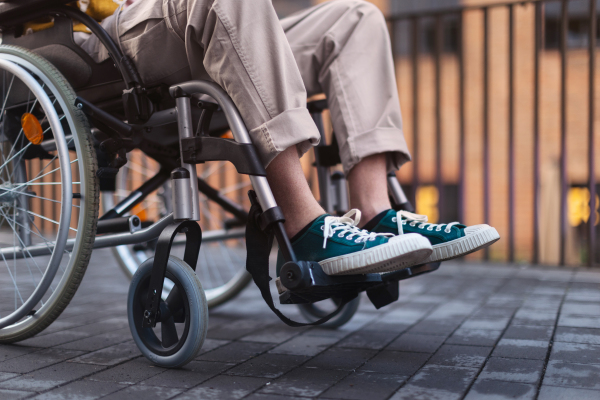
320, 233, 433, 276
426, 225, 500, 263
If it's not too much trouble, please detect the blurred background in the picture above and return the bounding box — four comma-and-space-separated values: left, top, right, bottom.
270, 0, 600, 268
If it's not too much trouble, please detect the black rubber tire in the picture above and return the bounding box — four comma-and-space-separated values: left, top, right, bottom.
128, 256, 208, 368
297, 296, 361, 329
0, 45, 99, 343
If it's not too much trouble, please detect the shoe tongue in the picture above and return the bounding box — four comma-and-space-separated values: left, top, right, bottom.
362, 209, 393, 232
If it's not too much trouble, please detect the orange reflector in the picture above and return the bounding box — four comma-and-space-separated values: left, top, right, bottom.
21, 113, 44, 145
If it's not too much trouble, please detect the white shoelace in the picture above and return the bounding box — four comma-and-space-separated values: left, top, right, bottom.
322, 209, 394, 249
392, 210, 460, 235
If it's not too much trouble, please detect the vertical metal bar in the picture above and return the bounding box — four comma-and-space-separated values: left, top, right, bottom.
533, 1, 542, 264
508, 4, 515, 262
311, 111, 333, 213
412, 17, 420, 206
589, 0, 597, 266
483, 7, 491, 260
435, 15, 444, 219
559, 0, 568, 266
176, 96, 201, 221
458, 11, 466, 224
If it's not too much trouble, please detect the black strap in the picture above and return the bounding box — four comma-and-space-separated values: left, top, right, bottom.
245, 201, 349, 327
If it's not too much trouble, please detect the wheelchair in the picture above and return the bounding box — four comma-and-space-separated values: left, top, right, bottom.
0, 0, 439, 368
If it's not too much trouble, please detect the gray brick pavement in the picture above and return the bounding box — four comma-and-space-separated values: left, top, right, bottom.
0, 249, 598, 399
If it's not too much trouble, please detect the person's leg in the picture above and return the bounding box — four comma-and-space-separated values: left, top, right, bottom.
346, 153, 391, 225
267, 147, 325, 237
282, 0, 410, 179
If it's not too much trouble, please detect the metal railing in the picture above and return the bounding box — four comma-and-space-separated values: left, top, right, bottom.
389, 0, 598, 266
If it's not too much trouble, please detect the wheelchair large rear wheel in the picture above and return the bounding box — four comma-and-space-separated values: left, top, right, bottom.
0, 46, 98, 342
102, 154, 251, 308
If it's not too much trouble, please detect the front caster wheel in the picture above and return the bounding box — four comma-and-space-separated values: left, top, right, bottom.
128, 256, 208, 368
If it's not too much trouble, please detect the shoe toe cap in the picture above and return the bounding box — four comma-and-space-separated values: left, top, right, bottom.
464, 224, 499, 237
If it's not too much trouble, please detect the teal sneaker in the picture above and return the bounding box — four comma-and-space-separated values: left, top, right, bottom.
276, 210, 432, 276
367, 210, 500, 263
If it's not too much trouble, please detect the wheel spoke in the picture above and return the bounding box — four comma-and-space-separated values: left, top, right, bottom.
161, 316, 179, 348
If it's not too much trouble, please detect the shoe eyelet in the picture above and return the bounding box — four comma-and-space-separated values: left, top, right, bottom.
410, 222, 417, 227
444, 229, 451, 234
436, 227, 442, 232
354, 239, 361, 243
427, 226, 434, 231
402, 221, 407, 225
338, 233, 345, 238
392, 217, 397, 222
369, 238, 375, 241
320, 226, 324, 231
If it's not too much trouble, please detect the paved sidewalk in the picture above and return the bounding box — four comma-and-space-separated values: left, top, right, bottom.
0, 249, 599, 400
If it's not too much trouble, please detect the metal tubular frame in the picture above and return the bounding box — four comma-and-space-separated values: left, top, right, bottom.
533, 1, 542, 265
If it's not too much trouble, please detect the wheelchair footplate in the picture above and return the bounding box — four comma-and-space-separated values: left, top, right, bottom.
276, 260, 441, 308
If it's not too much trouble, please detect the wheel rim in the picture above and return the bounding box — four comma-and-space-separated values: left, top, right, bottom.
102, 152, 251, 307
0, 56, 87, 329
132, 269, 191, 356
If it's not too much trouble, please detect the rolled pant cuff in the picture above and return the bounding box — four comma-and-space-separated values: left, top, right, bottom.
249, 107, 321, 167
341, 127, 411, 175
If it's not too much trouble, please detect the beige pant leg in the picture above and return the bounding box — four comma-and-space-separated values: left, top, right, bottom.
80, 0, 320, 167
281, 0, 411, 174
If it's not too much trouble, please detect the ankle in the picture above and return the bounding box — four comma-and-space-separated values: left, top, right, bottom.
357, 206, 391, 228
284, 207, 324, 238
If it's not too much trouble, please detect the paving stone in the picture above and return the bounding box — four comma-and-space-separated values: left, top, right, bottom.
173, 375, 269, 400
198, 341, 273, 363
550, 342, 600, 364
389, 385, 462, 400
0, 349, 85, 374
461, 318, 511, 331
492, 339, 549, 360
446, 328, 503, 347
479, 357, 544, 384
359, 351, 429, 375
335, 329, 398, 350
240, 325, 304, 344
561, 302, 600, 317
18, 330, 90, 348
428, 345, 492, 368
394, 364, 478, 399
512, 310, 558, 326
260, 367, 347, 397
464, 379, 536, 400
0, 347, 39, 363
101, 385, 183, 400
226, 353, 309, 379
554, 327, 600, 345
32, 380, 126, 400
558, 315, 600, 329
503, 325, 554, 341
320, 371, 405, 400
196, 338, 231, 356
538, 385, 600, 400
86, 357, 166, 384
140, 361, 231, 389
0, 389, 31, 400
543, 360, 600, 389
244, 394, 305, 400
0, 361, 104, 392
471, 307, 517, 320
69, 341, 139, 366
408, 320, 462, 336
386, 333, 446, 353
55, 329, 131, 352
207, 319, 267, 341
304, 347, 377, 371
269, 333, 339, 356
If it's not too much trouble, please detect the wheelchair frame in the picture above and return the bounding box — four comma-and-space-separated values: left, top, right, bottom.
0, 0, 439, 366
